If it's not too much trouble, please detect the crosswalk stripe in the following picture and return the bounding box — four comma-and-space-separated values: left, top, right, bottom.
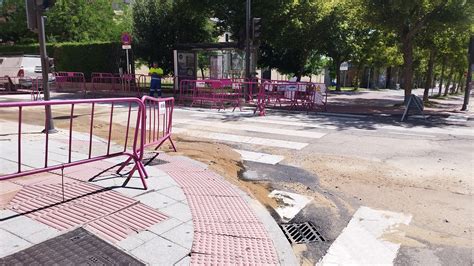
233, 149, 284, 165
173, 127, 308, 150
317, 206, 411, 265
241, 117, 338, 130
174, 119, 327, 139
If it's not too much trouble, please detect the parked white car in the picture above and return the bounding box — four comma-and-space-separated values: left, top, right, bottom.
0, 54, 54, 89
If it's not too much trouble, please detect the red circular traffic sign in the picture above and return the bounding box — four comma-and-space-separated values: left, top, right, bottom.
121, 33, 132, 45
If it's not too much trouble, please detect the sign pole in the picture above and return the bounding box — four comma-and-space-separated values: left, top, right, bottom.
244, 0, 252, 101
37, 12, 56, 132
126, 49, 130, 74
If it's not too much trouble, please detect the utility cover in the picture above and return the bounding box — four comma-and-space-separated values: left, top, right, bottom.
0, 228, 144, 265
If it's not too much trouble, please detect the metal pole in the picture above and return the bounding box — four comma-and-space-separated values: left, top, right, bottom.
244, 0, 251, 100
37, 13, 56, 132
461, 36, 473, 111
126, 49, 130, 74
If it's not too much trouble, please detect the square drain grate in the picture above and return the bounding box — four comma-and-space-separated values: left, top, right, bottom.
0, 228, 144, 265
279, 222, 325, 244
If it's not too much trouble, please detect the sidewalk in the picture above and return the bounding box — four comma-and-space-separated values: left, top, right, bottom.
0, 126, 296, 265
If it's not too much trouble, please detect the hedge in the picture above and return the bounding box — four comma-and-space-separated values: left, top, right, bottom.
0, 42, 122, 79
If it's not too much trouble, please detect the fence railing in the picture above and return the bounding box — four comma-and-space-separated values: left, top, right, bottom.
0, 97, 149, 189
54, 72, 87, 93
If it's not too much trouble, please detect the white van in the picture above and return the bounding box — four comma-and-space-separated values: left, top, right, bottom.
0, 54, 54, 89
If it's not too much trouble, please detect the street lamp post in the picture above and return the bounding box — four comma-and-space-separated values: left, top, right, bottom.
244, 0, 251, 100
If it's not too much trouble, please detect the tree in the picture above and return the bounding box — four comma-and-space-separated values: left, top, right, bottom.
362, 0, 471, 103
319, 3, 359, 90
132, 0, 215, 74
0, 0, 36, 43
45, 0, 121, 42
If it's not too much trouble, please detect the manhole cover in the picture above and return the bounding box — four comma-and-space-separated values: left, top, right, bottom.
0, 228, 144, 265
279, 222, 325, 244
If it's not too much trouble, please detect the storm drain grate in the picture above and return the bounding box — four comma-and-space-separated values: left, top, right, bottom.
279, 222, 325, 244
0, 228, 144, 265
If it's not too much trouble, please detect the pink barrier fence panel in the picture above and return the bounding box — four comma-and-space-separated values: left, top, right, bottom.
178, 79, 197, 104
54, 72, 86, 93
0, 76, 22, 92
30, 77, 43, 101
142, 96, 176, 151
0, 98, 148, 189
90, 73, 140, 95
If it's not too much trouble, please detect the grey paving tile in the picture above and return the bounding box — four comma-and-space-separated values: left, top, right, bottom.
147, 217, 183, 235
158, 202, 192, 223
157, 185, 187, 201
174, 255, 191, 266
24, 227, 61, 244
0, 210, 18, 220
117, 230, 157, 251
117, 234, 145, 251
161, 223, 194, 249
0, 229, 32, 257
130, 236, 189, 265
0, 215, 51, 238
135, 191, 177, 209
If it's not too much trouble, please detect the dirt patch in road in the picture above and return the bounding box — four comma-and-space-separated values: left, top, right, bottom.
160, 135, 279, 209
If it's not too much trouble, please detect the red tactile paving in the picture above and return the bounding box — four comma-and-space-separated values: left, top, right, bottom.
86, 203, 168, 242
155, 153, 280, 265
9, 173, 69, 187
182, 185, 240, 197
191, 233, 279, 265
193, 221, 269, 239
187, 195, 259, 223
8, 181, 168, 242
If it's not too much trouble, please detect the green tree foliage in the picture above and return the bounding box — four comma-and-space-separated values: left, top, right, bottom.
45, 0, 122, 42
0, 0, 36, 43
132, 0, 215, 74
361, 0, 472, 101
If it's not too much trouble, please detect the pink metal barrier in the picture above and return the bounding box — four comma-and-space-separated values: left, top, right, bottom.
90, 73, 140, 95
30, 77, 43, 101
54, 72, 86, 93
178, 79, 243, 111
0, 76, 21, 92
0, 98, 148, 189
142, 96, 176, 151
117, 97, 176, 171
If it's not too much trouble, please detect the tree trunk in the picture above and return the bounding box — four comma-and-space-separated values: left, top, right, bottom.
353, 67, 360, 89
402, 37, 414, 103
444, 67, 454, 96
386, 67, 392, 89
423, 49, 435, 102
200, 67, 205, 79
455, 73, 463, 94
335, 60, 341, 91
438, 57, 446, 96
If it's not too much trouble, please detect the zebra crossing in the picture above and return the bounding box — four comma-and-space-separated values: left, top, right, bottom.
173, 109, 331, 164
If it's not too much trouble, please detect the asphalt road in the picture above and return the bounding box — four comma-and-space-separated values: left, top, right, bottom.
171, 105, 473, 265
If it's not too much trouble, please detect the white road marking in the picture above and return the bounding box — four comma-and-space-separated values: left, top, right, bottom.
233, 149, 284, 165
242, 117, 338, 130
318, 206, 412, 266
175, 119, 327, 139
387, 131, 435, 138
173, 128, 308, 150
445, 115, 468, 122
268, 190, 312, 222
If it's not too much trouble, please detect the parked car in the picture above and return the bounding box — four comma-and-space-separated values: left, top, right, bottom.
0, 54, 54, 90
